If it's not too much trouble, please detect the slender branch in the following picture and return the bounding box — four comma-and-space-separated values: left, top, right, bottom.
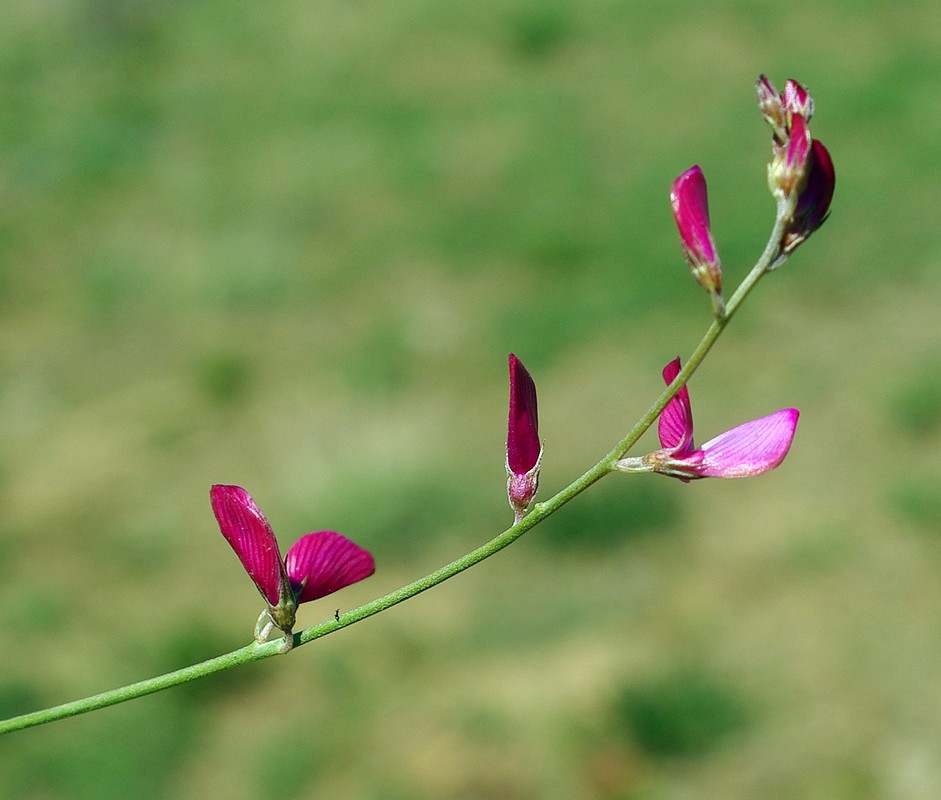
0, 642, 275, 734
0, 199, 795, 737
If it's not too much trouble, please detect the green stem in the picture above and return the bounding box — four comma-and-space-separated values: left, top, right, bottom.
0, 643, 272, 734
0, 200, 794, 736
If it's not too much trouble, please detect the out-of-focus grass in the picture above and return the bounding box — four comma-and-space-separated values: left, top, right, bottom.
2, 1, 941, 798
613, 668, 751, 757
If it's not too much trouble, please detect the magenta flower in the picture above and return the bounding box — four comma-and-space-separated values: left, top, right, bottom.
210, 484, 375, 652
670, 166, 723, 312
615, 358, 799, 482
506, 353, 542, 523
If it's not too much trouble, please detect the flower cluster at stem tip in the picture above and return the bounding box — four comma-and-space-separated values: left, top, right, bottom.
757, 74, 835, 266
211, 75, 832, 648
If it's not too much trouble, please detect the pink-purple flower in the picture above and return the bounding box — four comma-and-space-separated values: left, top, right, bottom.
756, 75, 835, 261
210, 484, 375, 652
671, 166, 723, 313
506, 353, 542, 523
615, 358, 799, 482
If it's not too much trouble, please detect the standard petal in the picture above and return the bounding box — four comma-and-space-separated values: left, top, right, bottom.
658, 357, 694, 453
210, 485, 286, 607
696, 408, 799, 478
285, 531, 376, 604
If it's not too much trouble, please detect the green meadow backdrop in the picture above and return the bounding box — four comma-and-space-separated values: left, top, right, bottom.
2, 1, 941, 798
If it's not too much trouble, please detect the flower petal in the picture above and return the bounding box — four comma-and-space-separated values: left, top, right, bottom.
755, 74, 786, 140
507, 353, 540, 476
697, 408, 799, 478
783, 78, 814, 121
658, 357, 694, 453
670, 166, 722, 296
770, 113, 812, 199
210, 485, 287, 607
284, 531, 376, 604
783, 139, 835, 255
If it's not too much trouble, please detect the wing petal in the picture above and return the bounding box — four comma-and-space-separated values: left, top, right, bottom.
658, 357, 695, 452
285, 531, 375, 604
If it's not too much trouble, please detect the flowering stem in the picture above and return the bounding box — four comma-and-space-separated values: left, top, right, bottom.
0, 198, 796, 737
606, 194, 796, 466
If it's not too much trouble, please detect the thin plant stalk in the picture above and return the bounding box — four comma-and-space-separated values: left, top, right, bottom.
0, 197, 797, 736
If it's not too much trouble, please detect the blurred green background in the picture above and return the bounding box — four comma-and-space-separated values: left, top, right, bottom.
2, 1, 941, 798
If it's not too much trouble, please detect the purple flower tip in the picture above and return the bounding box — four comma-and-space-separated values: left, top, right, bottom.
670, 167, 722, 299
506, 353, 541, 520
617, 360, 799, 481
285, 531, 376, 604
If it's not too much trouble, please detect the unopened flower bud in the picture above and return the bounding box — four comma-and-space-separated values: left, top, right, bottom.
506, 353, 542, 523
783, 79, 815, 122
769, 113, 811, 200
670, 166, 724, 314
755, 74, 787, 142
